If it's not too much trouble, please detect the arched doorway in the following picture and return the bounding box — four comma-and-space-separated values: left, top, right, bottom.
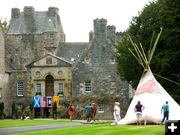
45, 75, 54, 96
44, 75, 54, 118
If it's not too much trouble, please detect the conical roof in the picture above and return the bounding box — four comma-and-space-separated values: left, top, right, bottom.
118, 69, 180, 125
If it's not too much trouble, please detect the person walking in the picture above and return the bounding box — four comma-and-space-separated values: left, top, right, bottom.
134, 101, 145, 125
68, 104, 75, 121
92, 103, 97, 121
113, 102, 121, 125
161, 101, 169, 124
85, 103, 93, 123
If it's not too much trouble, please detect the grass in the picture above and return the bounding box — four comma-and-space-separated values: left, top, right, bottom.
0, 119, 164, 135
11, 124, 164, 135
0, 119, 72, 128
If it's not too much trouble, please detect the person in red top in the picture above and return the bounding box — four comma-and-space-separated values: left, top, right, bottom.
92, 103, 97, 121
68, 104, 75, 121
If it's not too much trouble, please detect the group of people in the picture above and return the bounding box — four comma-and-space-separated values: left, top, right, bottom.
67, 103, 97, 122
85, 103, 97, 123
68, 100, 169, 125
112, 100, 169, 125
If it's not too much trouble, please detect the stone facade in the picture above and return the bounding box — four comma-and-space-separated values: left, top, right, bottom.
0, 7, 131, 119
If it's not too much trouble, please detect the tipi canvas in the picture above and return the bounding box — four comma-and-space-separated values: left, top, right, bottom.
118, 68, 180, 125
118, 28, 180, 125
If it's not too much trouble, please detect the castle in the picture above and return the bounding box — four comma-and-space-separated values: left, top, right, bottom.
0, 7, 131, 119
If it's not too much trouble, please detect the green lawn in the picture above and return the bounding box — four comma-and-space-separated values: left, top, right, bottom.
0, 119, 72, 128
11, 124, 164, 135
0, 119, 164, 135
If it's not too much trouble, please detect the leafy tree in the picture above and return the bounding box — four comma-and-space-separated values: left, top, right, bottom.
0, 18, 8, 34
116, 0, 180, 103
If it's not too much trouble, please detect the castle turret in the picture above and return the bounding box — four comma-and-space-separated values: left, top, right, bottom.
107, 25, 116, 44
23, 6, 36, 32
47, 7, 59, 16
11, 8, 20, 18
93, 18, 107, 42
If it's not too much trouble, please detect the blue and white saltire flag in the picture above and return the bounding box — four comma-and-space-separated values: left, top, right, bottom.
34, 96, 40, 108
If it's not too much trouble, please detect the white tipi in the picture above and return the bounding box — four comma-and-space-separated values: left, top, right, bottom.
118, 28, 180, 125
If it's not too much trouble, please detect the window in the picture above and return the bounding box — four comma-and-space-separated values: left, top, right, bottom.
17, 82, 24, 96
46, 57, 52, 64
110, 81, 116, 88
17, 103, 22, 109
84, 81, 91, 92
36, 83, 41, 93
98, 104, 104, 113
111, 58, 115, 64
58, 83, 64, 96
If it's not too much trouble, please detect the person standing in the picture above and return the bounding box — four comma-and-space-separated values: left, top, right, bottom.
68, 104, 75, 121
113, 102, 121, 125
92, 103, 97, 121
134, 101, 145, 125
85, 103, 93, 123
161, 101, 169, 124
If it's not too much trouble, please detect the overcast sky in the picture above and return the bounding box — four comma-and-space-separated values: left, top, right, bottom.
0, 0, 153, 42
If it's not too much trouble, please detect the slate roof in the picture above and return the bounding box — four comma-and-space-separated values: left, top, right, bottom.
55, 42, 91, 62
8, 11, 64, 35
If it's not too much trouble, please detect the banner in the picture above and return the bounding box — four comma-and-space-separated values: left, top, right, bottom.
34, 96, 40, 108
53, 96, 59, 107
46, 96, 52, 108
40, 96, 46, 108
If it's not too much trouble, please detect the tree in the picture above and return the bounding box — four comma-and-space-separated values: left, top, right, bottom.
0, 18, 8, 34
116, 0, 180, 103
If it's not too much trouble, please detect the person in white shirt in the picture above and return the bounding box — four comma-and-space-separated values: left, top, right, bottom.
113, 102, 121, 124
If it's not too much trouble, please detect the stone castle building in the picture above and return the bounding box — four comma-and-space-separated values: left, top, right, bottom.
0, 6, 131, 119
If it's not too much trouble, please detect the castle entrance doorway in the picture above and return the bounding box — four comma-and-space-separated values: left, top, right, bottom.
44, 75, 54, 118
45, 75, 54, 96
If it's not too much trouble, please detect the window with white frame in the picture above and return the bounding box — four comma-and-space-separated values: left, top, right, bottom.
84, 81, 91, 92
17, 82, 24, 96
98, 104, 104, 113
36, 83, 41, 93
58, 83, 64, 96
